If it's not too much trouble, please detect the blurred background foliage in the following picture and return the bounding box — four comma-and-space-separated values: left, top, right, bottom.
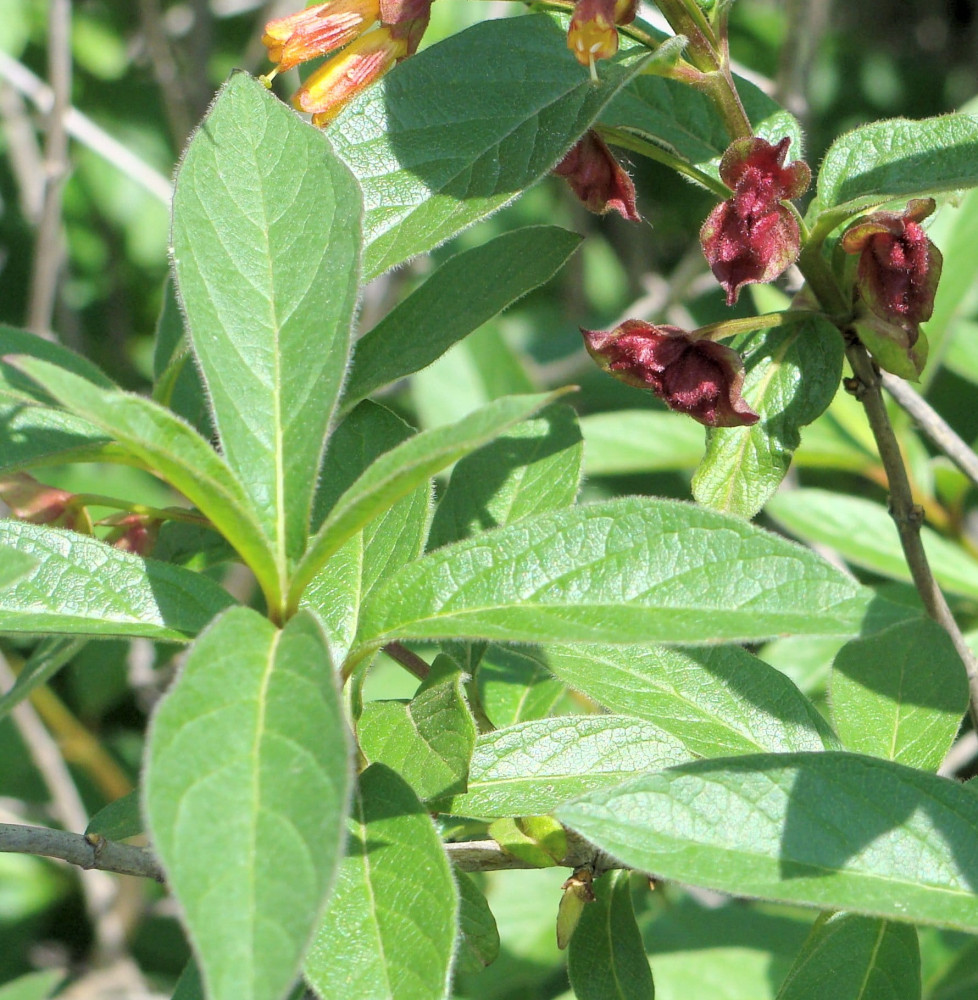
2, 0, 978, 997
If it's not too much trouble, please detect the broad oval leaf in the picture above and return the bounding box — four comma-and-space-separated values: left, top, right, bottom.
816, 114, 978, 214
776, 913, 920, 1000
455, 870, 500, 975
0, 521, 233, 640
304, 764, 458, 1000
540, 643, 840, 756
766, 489, 978, 600
326, 13, 652, 279
342, 227, 581, 411
580, 409, 704, 476
144, 607, 352, 1000
172, 72, 362, 573
356, 498, 873, 649
692, 316, 844, 519
830, 618, 967, 771
558, 752, 978, 932
452, 716, 691, 819
567, 869, 655, 1000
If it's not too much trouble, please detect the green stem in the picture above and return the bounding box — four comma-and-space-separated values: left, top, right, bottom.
695, 309, 823, 342
66, 494, 210, 527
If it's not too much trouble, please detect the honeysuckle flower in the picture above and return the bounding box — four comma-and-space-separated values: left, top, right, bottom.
553, 130, 640, 222
567, 0, 637, 77
103, 513, 161, 556
582, 320, 759, 427
262, 0, 381, 74
294, 26, 410, 125
0, 473, 90, 532
701, 136, 810, 305
840, 198, 942, 343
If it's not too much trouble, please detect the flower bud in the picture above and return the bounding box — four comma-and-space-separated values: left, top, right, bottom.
582, 320, 759, 427
553, 131, 640, 222
103, 514, 161, 556
0, 473, 89, 531
719, 136, 811, 216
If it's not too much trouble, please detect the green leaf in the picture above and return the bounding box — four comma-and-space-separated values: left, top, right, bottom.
0, 970, 65, 1000
816, 114, 978, 214
0, 549, 36, 590
765, 489, 978, 600
692, 317, 844, 519
557, 752, 978, 932
172, 961, 205, 1000
567, 870, 655, 1000
304, 764, 458, 1000
477, 644, 566, 729
927, 938, 978, 999
0, 638, 85, 722
359, 656, 476, 804
540, 643, 840, 757
8, 356, 282, 608
85, 790, 142, 841
579, 410, 704, 476
830, 619, 967, 771
776, 913, 920, 1000
172, 72, 362, 573
452, 716, 691, 818
428, 404, 583, 550
327, 13, 652, 279
0, 521, 234, 640
356, 498, 873, 650
145, 607, 352, 1000
342, 227, 581, 410
0, 324, 115, 400
0, 403, 115, 473
290, 391, 565, 608
455, 871, 501, 975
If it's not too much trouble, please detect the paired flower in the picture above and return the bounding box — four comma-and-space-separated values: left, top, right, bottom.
700, 136, 811, 305
553, 130, 640, 222
582, 320, 759, 427
263, 0, 431, 125
566, 0, 637, 79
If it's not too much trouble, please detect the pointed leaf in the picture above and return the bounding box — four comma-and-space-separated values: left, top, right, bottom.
0, 403, 114, 474
0, 324, 115, 399
540, 643, 840, 756
356, 498, 873, 650
327, 13, 652, 279
830, 619, 967, 771
304, 764, 458, 1000
776, 913, 920, 1000
0, 637, 85, 722
429, 404, 582, 549
477, 644, 566, 729
817, 114, 978, 214
172, 72, 362, 570
343, 227, 581, 410
455, 870, 500, 975
8, 356, 281, 607
580, 410, 704, 476
567, 870, 655, 1000
451, 716, 691, 818
558, 752, 978, 932
0, 521, 234, 639
290, 391, 565, 606
766, 489, 978, 600
85, 790, 142, 841
693, 317, 844, 519
144, 608, 352, 1000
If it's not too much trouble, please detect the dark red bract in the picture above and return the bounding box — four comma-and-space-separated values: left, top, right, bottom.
554, 131, 640, 222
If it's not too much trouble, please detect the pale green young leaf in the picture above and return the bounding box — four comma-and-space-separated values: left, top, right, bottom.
540, 643, 840, 757
0, 548, 36, 590
343, 227, 581, 411
816, 114, 978, 214
144, 608, 352, 1000
580, 410, 704, 476
776, 913, 920, 1000
558, 753, 978, 931
830, 619, 967, 771
0, 970, 65, 1000
356, 498, 872, 650
327, 14, 652, 279
567, 870, 655, 1000
693, 316, 844, 519
455, 871, 500, 975
0, 637, 85, 722
428, 404, 583, 550
766, 489, 978, 600
477, 644, 566, 729
452, 716, 691, 818
290, 392, 565, 607
0, 522, 233, 640
304, 764, 458, 1000
8, 356, 281, 606
172, 72, 362, 571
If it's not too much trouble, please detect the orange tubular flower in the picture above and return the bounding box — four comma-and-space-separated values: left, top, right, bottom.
262, 0, 382, 74
294, 26, 409, 125
567, 0, 636, 78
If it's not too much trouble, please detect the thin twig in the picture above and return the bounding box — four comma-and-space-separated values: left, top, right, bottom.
27, 0, 72, 338
846, 341, 978, 730
881, 370, 978, 491
137, 0, 195, 147
0, 51, 172, 204
383, 641, 431, 681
